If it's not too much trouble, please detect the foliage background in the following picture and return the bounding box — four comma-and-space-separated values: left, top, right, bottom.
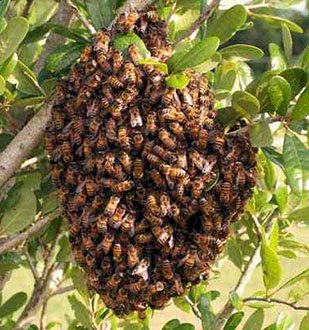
0, 0, 309, 329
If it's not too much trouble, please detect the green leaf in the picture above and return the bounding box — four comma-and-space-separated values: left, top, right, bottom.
198, 294, 216, 330
85, 0, 114, 29
243, 309, 264, 330
0, 53, 18, 79
229, 292, 243, 311
281, 24, 292, 61
274, 185, 288, 213
0, 187, 37, 235
166, 73, 190, 89
232, 91, 260, 119
0, 17, 29, 65
173, 296, 191, 313
71, 266, 88, 298
263, 324, 277, 330
0, 18, 7, 34
251, 14, 303, 33
269, 43, 286, 72
41, 192, 58, 216
215, 107, 241, 127
250, 120, 273, 148
207, 5, 247, 43
162, 319, 181, 330
267, 76, 291, 115
226, 238, 243, 270
0, 258, 19, 275
0, 74, 4, 95
0, 0, 10, 20
275, 268, 309, 293
17, 172, 41, 191
68, 295, 92, 329
288, 207, 309, 222
269, 220, 279, 252
220, 45, 264, 62
280, 68, 307, 99
46, 42, 85, 72
292, 87, 309, 120
168, 37, 220, 73
264, 157, 276, 190
56, 235, 70, 262
50, 24, 90, 43
262, 147, 284, 170
192, 52, 222, 73
215, 61, 238, 91
260, 238, 281, 291
8, 60, 42, 95
0, 292, 27, 318
276, 312, 294, 330
300, 313, 309, 330
139, 59, 168, 75
277, 250, 296, 259
283, 131, 309, 196
175, 324, 194, 330
113, 33, 150, 58
223, 312, 244, 330
11, 96, 45, 108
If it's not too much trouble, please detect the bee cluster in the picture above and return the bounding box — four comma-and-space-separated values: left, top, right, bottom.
46, 8, 257, 317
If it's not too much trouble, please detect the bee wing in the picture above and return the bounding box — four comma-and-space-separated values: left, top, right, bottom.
76, 181, 86, 193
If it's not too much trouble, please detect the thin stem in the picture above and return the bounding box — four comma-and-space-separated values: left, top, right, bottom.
65, 0, 96, 35
40, 300, 48, 330
243, 297, 309, 311
174, 0, 220, 46
51, 285, 75, 297
185, 296, 202, 320
24, 248, 40, 283
166, 1, 177, 24
0, 211, 60, 255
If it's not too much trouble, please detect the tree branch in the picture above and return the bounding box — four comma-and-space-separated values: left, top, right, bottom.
243, 297, 309, 311
51, 284, 75, 297
65, 0, 96, 35
0, 212, 60, 256
24, 248, 40, 283
174, 0, 220, 46
185, 296, 202, 320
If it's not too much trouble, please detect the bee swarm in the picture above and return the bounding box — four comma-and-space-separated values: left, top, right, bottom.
46, 8, 257, 318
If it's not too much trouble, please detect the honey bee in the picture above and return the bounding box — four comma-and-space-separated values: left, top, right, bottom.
190, 151, 217, 175
113, 51, 123, 73
146, 153, 161, 166
161, 107, 186, 123
160, 194, 170, 217
117, 12, 139, 32
107, 273, 122, 290
128, 44, 142, 64
53, 111, 65, 130
118, 126, 130, 149
199, 196, 213, 216
69, 221, 80, 237
199, 76, 208, 94
157, 225, 173, 245
169, 167, 188, 179
235, 162, 246, 186
94, 31, 110, 53
133, 159, 144, 180
246, 168, 257, 187
127, 279, 145, 293
120, 212, 135, 235
201, 214, 214, 232
95, 132, 107, 150
214, 215, 222, 232
113, 243, 123, 263
149, 281, 164, 295
197, 129, 208, 150
101, 231, 115, 254
145, 113, 157, 135
135, 233, 153, 244
161, 259, 173, 280
104, 195, 120, 216
150, 169, 166, 188
109, 76, 124, 89
113, 163, 126, 182
122, 62, 136, 83
133, 132, 144, 150
116, 287, 128, 304
95, 215, 107, 234
45, 133, 55, 155
158, 129, 176, 150
121, 87, 137, 104
179, 249, 196, 269
130, 106, 143, 127
149, 87, 163, 104
153, 145, 177, 163
73, 117, 85, 134
51, 165, 62, 185
82, 234, 95, 251
112, 180, 134, 194
88, 272, 100, 290
102, 83, 115, 103
214, 135, 225, 153
170, 276, 184, 296
73, 190, 87, 208
146, 195, 160, 215
168, 122, 184, 136
220, 181, 231, 204
101, 292, 117, 310
117, 151, 132, 174
80, 45, 92, 62
127, 245, 139, 269
132, 259, 149, 281
109, 206, 126, 229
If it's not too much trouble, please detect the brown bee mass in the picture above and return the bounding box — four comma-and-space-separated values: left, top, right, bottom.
46, 8, 257, 317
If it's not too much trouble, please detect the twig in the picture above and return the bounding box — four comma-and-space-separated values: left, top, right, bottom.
185, 296, 202, 319
65, 0, 96, 35
108, 0, 154, 30
40, 300, 48, 330
0, 212, 60, 256
42, 228, 60, 279
166, 1, 177, 24
174, 0, 220, 46
51, 284, 75, 296
243, 297, 309, 311
24, 248, 40, 283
